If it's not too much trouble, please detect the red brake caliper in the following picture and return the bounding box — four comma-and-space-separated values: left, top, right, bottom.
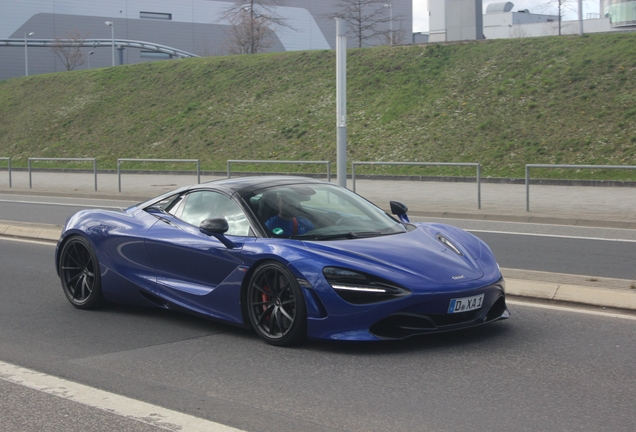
261, 285, 271, 322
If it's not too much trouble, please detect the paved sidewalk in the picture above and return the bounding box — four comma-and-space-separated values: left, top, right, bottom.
1, 170, 635, 228
1, 170, 635, 312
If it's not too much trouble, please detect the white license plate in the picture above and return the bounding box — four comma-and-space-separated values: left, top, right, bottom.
448, 294, 484, 313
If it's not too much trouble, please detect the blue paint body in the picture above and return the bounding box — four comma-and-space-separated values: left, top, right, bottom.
55, 176, 509, 341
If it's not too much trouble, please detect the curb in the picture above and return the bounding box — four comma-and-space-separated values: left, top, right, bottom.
2, 221, 635, 312
0, 220, 62, 242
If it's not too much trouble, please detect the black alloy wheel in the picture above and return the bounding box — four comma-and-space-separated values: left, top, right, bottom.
59, 236, 105, 309
246, 261, 307, 346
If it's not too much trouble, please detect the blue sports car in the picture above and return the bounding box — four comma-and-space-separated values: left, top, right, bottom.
56, 176, 509, 346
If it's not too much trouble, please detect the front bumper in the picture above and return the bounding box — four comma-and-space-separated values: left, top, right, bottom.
306, 278, 509, 341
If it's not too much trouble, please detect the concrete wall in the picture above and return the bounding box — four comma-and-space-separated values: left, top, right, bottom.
484, 17, 619, 39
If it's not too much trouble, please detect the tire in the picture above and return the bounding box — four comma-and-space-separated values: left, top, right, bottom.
246, 261, 307, 346
58, 236, 106, 309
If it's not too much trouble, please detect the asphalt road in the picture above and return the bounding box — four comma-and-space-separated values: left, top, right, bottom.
2, 195, 635, 279
1, 238, 635, 431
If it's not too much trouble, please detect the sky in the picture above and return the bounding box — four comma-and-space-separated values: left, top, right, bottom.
412, 0, 602, 32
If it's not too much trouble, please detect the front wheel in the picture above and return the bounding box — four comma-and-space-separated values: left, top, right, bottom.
246, 262, 307, 346
59, 236, 105, 309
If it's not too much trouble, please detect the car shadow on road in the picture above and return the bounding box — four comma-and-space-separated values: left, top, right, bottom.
305, 322, 513, 355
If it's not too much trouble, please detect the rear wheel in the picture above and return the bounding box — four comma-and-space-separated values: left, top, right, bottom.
59, 236, 105, 309
246, 262, 307, 346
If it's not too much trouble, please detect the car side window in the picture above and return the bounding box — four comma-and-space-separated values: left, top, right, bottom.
180, 191, 251, 236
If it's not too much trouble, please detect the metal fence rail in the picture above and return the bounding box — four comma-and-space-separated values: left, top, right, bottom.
28, 158, 97, 191
352, 161, 482, 209
117, 158, 200, 192
525, 164, 636, 211
0, 157, 10, 188
0, 38, 198, 58
227, 160, 331, 182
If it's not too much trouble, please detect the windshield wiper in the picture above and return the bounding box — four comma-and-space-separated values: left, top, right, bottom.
296, 231, 383, 241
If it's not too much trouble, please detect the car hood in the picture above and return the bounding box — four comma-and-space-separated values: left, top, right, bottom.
300, 224, 485, 285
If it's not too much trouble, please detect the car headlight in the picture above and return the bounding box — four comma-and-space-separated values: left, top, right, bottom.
323, 267, 411, 304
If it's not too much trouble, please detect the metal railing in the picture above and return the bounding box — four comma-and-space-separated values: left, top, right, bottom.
28, 158, 97, 190
525, 164, 636, 211
117, 158, 200, 192
0, 157, 10, 187
227, 160, 331, 182
0, 38, 198, 58
352, 161, 482, 209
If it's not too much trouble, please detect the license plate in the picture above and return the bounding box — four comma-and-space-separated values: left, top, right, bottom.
448, 294, 484, 313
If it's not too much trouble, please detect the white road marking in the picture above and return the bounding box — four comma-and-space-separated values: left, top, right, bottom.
467, 229, 636, 243
0, 360, 243, 432
0, 199, 123, 209
507, 299, 636, 320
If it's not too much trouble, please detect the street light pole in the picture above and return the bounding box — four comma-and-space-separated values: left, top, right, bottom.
336, 19, 347, 188
384, 4, 393, 45
105, 21, 114, 66
24, 31, 34, 76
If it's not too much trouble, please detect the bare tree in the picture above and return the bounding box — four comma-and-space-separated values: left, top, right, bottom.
328, 0, 395, 48
379, 20, 407, 46
536, 0, 592, 35
225, 9, 275, 54
52, 29, 87, 71
220, 0, 293, 54
510, 24, 529, 38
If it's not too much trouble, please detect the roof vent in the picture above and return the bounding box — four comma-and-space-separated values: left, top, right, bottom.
486, 2, 514, 13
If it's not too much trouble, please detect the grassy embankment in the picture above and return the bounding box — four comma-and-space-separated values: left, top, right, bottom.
0, 32, 635, 180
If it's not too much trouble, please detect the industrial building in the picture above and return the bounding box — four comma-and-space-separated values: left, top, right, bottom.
0, 0, 412, 81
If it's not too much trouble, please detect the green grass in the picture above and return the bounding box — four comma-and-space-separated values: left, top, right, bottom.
1, 33, 635, 181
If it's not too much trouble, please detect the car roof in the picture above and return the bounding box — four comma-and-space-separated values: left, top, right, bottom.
199, 176, 334, 196
135, 176, 336, 209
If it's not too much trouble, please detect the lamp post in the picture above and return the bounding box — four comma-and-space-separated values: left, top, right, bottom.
24, 31, 34, 76
336, 19, 347, 188
87, 50, 94, 69
105, 21, 114, 66
384, 3, 393, 45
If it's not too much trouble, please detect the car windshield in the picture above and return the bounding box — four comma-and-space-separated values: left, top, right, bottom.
242, 183, 406, 240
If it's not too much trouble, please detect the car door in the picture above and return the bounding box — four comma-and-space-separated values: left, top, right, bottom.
144, 190, 254, 321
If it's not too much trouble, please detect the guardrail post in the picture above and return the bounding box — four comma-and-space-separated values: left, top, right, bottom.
477, 163, 481, 210
0, 157, 10, 188
117, 159, 121, 192
227, 161, 231, 178
93, 159, 98, 191
352, 162, 357, 192
28, 158, 32, 188
525, 165, 530, 212
197, 160, 201, 184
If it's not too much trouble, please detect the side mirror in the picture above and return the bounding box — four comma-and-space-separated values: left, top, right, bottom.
389, 201, 410, 223
199, 218, 236, 249
199, 218, 229, 234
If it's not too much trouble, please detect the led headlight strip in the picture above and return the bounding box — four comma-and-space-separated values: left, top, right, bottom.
323, 267, 410, 304
330, 284, 390, 293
